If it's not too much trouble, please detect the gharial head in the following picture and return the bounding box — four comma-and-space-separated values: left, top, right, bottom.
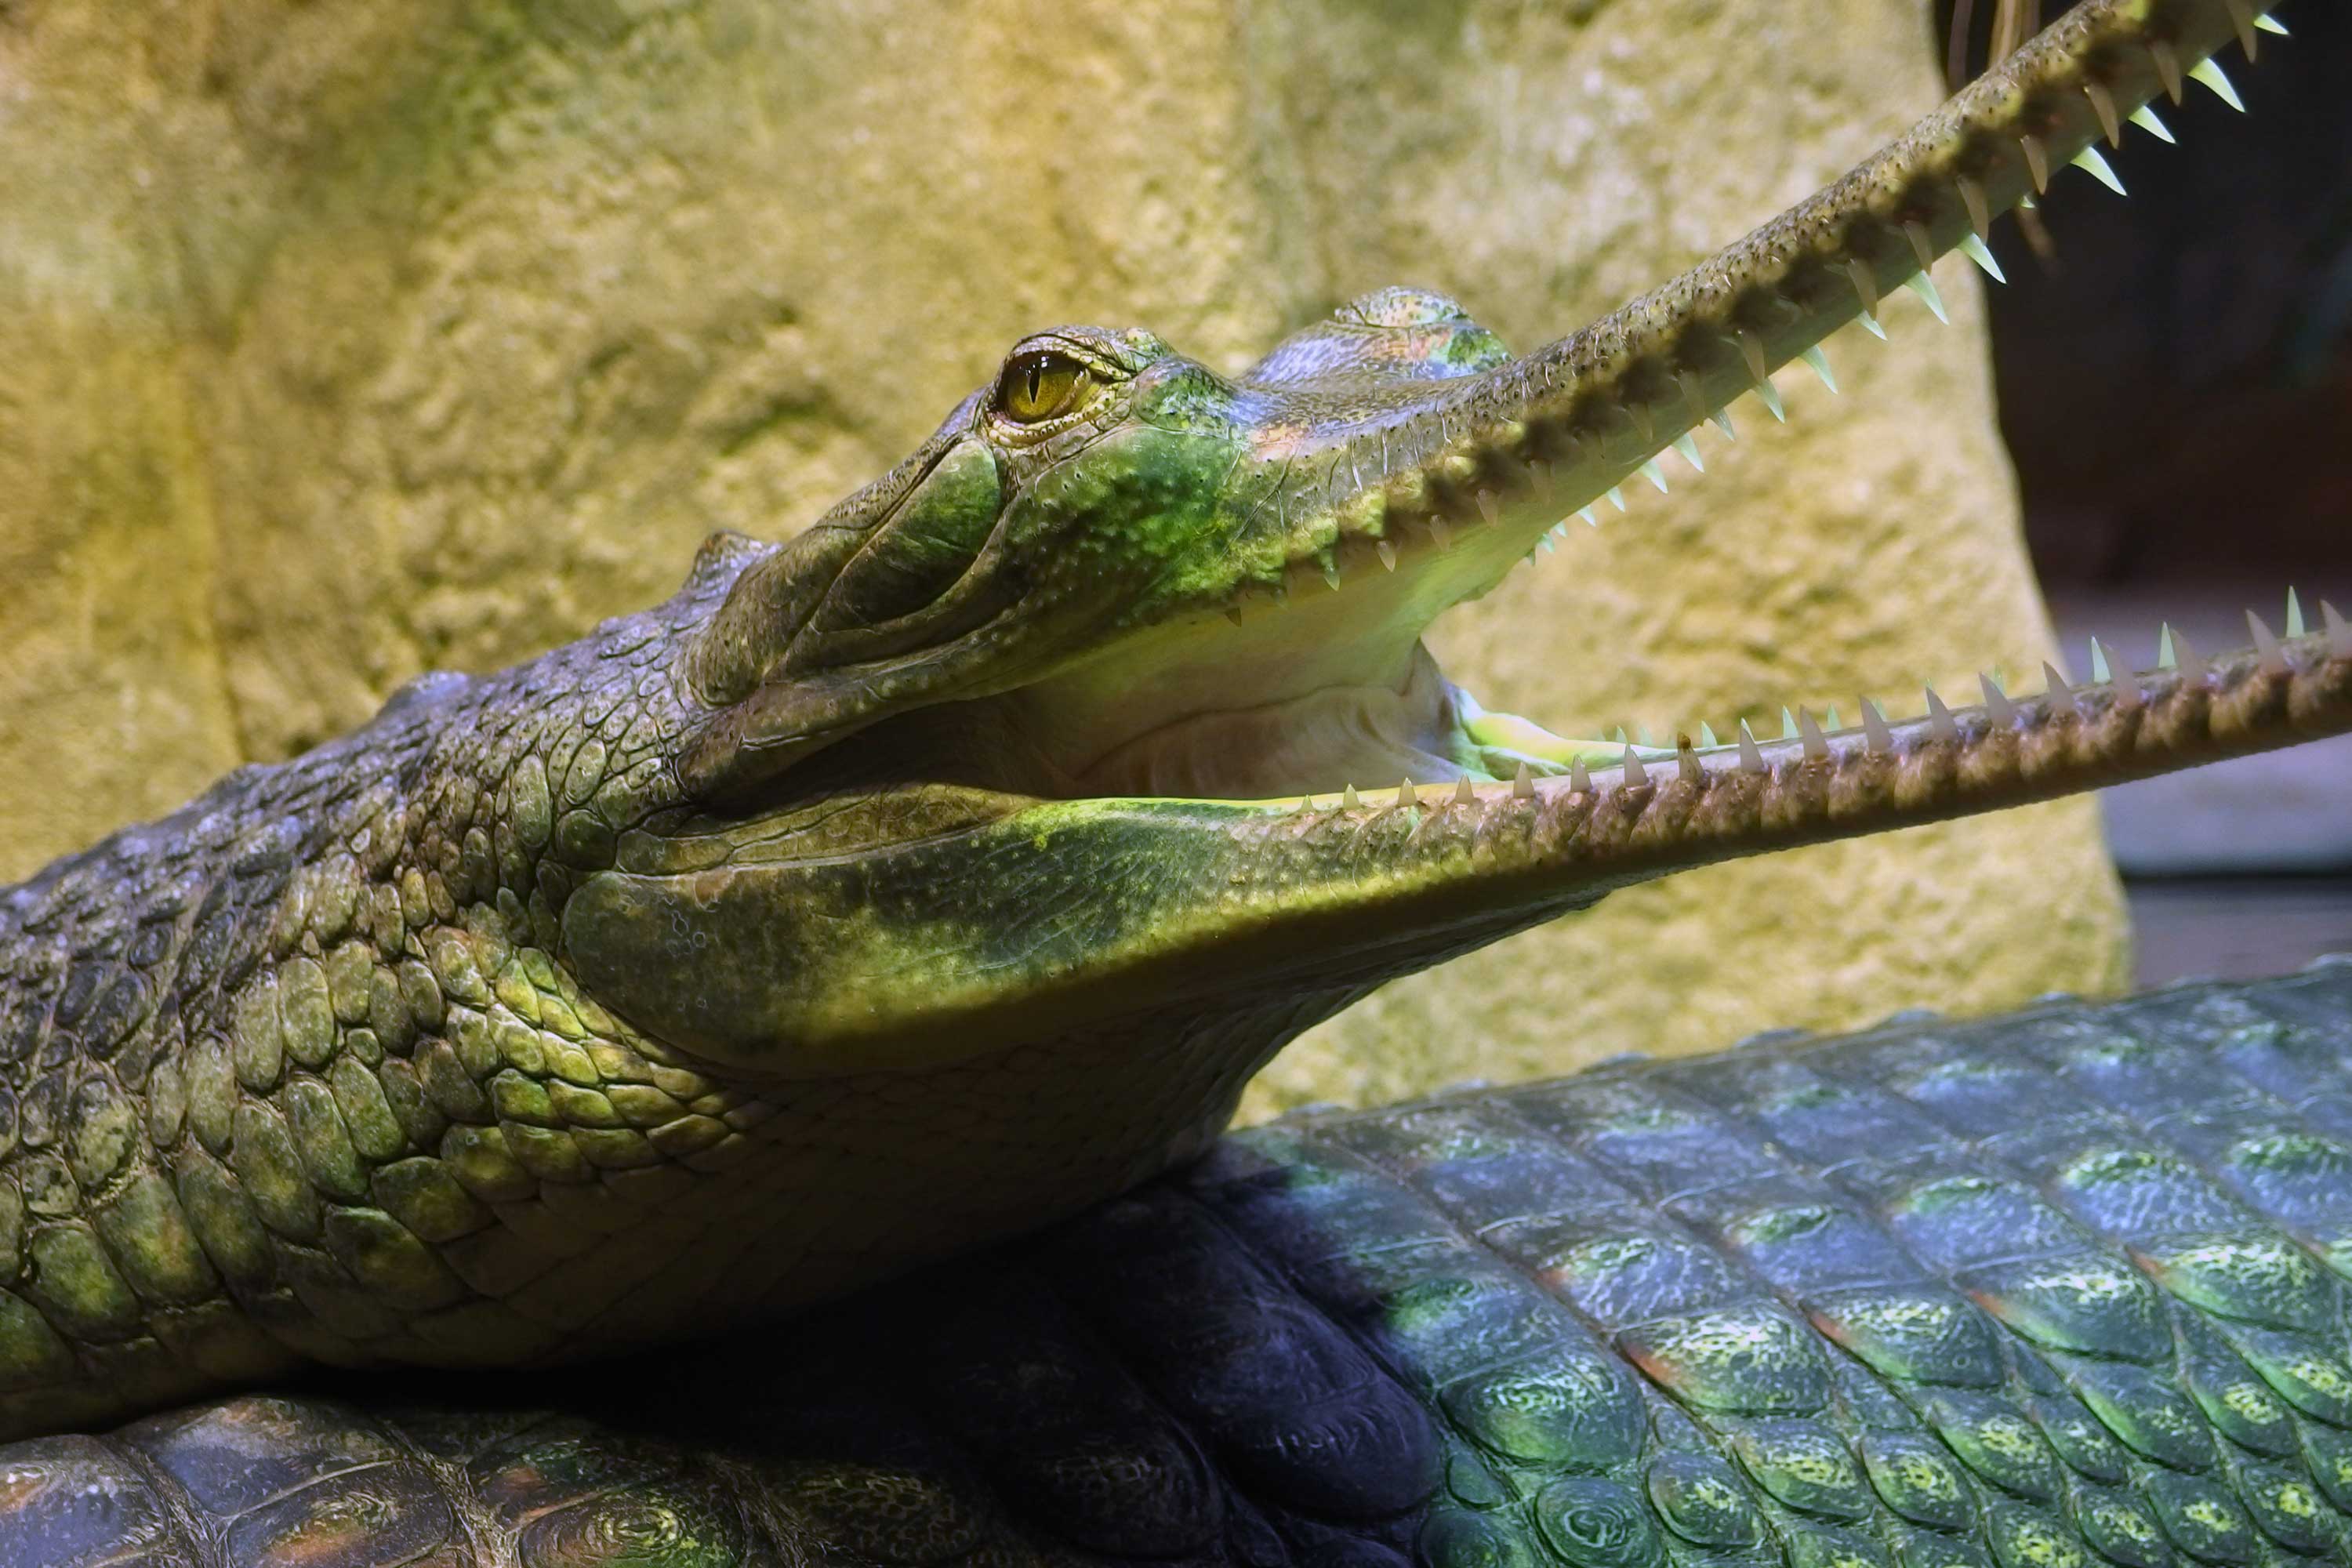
677, 287, 1537, 805
561, 0, 2342, 1098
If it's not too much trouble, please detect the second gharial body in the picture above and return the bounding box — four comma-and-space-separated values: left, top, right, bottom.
0, 0, 2339, 1544
13, 964, 2352, 1565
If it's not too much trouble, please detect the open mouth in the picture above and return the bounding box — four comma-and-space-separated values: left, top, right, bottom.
997, 506, 1662, 804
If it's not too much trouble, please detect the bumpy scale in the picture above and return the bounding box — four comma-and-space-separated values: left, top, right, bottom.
9, 964, 2352, 1564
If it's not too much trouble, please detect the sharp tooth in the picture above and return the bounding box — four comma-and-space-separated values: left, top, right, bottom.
1710, 405, 1738, 440
1343, 782, 1360, 810
1677, 742, 1702, 786
1857, 310, 1886, 341
1453, 775, 1474, 805
1475, 489, 1501, 525
1846, 258, 1881, 316
1514, 761, 1535, 800
1537, 535, 1555, 555
1925, 686, 1958, 743
1295, 796, 1312, 814
2085, 81, 2123, 147
1548, 521, 1567, 540
1376, 539, 1398, 572
2158, 622, 2177, 669
2255, 13, 2287, 35
2072, 147, 2125, 196
1606, 486, 1627, 513
1801, 346, 1838, 394
1737, 720, 1766, 774
1637, 724, 1657, 748
2190, 57, 2245, 111
1614, 726, 1630, 745
1960, 234, 2006, 283
2020, 134, 2050, 194
1798, 707, 1829, 762
1679, 370, 1709, 425
1225, 606, 1245, 627
1904, 273, 1949, 325
1980, 673, 2016, 726
2042, 661, 2075, 713
1958, 176, 1992, 238
1429, 517, 1453, 551
1736, 328, 1768, 384
1578, 506, 1599, 526
1904, 221, 1936, 274
2106, 644, 2143, 712
2173, 630, 2209, 684
2095, 641, 2141, 710
1672, 433, 1704, 472
1782, 706, 1800, 741
2130, 104, 2176, 143
1824, 706, 1842, 732
1639, 458, 1668, 493
1398, 778, 1419, 809
2248, 610, 2287, 675
1570, 756, 1592, 793
1322, 558, 1342, 591
2222, 0, 2257, 57
1755, 379, 1787, 422
2151, 39, 2184, 105
1862, 699, 1893, 754
1621, 746, 1648, 786
1698, 721, 1719, 750
2324, 600, 2351, 658
2287, 587, 2306, 639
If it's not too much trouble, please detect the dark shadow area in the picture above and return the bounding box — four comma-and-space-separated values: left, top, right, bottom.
1940, 0, 2352, 586
1939, 0, 2352, 982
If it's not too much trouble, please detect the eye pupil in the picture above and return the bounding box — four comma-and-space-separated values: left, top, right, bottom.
997, 349, 1092, 425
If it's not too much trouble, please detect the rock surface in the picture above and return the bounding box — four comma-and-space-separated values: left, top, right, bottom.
0, 0, 2127, 1114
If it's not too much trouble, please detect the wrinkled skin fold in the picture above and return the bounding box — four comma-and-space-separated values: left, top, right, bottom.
13, 964, 2352, 1565
0, 0, 2333, 1473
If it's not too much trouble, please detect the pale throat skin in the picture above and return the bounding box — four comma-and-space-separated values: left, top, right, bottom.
0, 0, 2340, 1446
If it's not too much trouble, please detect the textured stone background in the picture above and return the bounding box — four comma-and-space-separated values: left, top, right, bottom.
0, 0, 2127, 1117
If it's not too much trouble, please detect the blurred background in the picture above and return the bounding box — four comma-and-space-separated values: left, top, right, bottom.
1941, 0, 2352, 982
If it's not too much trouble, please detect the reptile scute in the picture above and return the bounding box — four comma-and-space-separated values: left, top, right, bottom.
8, 963, 2352, 1564
0, 596, 775, 1436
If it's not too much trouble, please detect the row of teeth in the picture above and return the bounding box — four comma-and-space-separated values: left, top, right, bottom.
1251, 3, 2281, 600
1297, 590, 2349, 815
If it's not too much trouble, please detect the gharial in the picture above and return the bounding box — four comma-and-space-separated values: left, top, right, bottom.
0, 0, 2347, 1562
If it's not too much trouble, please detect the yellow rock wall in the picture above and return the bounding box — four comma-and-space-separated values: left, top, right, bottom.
0, 0, 2128, 1111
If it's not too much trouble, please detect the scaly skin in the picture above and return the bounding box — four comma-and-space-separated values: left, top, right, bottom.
13, 962, 2352, 1566
0, 0, 2324, 1444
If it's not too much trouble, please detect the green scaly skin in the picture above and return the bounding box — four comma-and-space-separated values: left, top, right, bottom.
0, 0, 2331, 1468
15, 964, 2352, 1564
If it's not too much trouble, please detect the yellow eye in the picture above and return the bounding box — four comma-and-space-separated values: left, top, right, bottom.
996, 350, 1088, 423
